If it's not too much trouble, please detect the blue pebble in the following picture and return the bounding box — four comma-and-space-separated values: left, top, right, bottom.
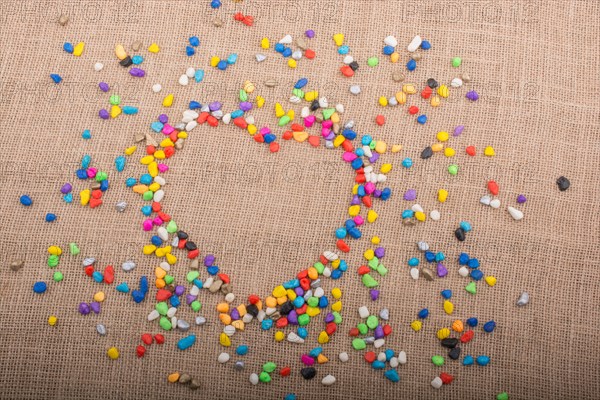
151, 121, 164, 132
116, 282, 130, 293
186, 46, 195, 56
470, 269, 483, 281
408, 257, 419, 267
381, 188, 392, 200
476, 355, 490, 366
207, 265, 219, 275
33, 281, 47, 293
217, 60, 228, 70
384, 349, 395, 360
466, 317, 478, 327
170, 295, 180, 308
441, 289, 452, 299
63, 193, 73, 203
417, 115, 427, 124
82, 129, 91, 139
115, 156, 126, 172
342, 129, 356, 140
122, 106, 138, 115
318, 296, 328, 308
331, 269, 342, 279
274, 43, 284, 53
335, 228, 347, 239
297, 327, 308, 338
483, 320, 496, 333
132, 290, 145, 303
294, 78, 308, 89
210, 0, 221, 8
261, 319, 273, 330
361, 135, 372, 145
463, 355, 474, 365
194, 69, 205, 83
177, 335, 196, 350
384, 369, 400, 382
132, 55, 144, 65
435, 252, 445, 262
401, 209, 415, 219
372, 360, 386, 369
418, 308, 429, 319
20, 195, 33, 206
357, 186, 366, 197
285, 394, 297, 400
92, 271, 104, 283
406, 59, 417, 71
264, 134, 276, 143
309, 347, 322, 358
63, 42, 74, 53
139, 174, 152, 185
236, 345, 249, 356
460, 221, 472, 232
227, 53, 238, 64
355, 148, 364, 157
402, 158, 413, 168
344, 219, 356, 230
347, 227, 361, 239
382, 45, 394, 55
139, 276, 149, 294
421, 40, 431, 50
338, 45, 349, 55
45, 213, 57, 222
81, 154, 92, 168
100, 180, 109, 192
351, 158, 364, 170
468, 258, 480, 269
281, 47, 292, 57
424, 251, 435, 263
189, 101, 201, 110
76, 169, 87, 179
50, 74, 62, 84
189, 36, 200, 47
151, 236, 163, 246
458, 253, 470, 265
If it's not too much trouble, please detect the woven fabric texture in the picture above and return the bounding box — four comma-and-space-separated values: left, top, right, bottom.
0, 0, 599, 399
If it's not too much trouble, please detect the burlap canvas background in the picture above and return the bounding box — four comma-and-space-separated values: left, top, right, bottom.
0, 0, 598, 399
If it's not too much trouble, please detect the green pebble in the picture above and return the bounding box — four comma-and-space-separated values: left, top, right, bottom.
377, 263, 388, 276
322, 108, 335, 120
452, 57, 462, 67
47, 255, 59, 268
186, 271, 200, 283
313, 262, 325, 274
69, 242, 80, 255
367, 57, 379, 67
369, 141, 376, 150
361, 273, 379, 288
496, 393, 509, 400
156, 302, 168, 315
278, 115, 291, 126
142, 191, 153, 201
109, 94, 121, 105
368, 257, 379, 269
259, 371, 271, 383
53, 271, 64, 282
263, 362, 276, 373
191, 300, 202, 312
465, 281, 477, 294
332, 311, 342, 324
431, 355, 445, 366
164, 275, 174, 285
352, 338, 366, 350
292, 88, 304, 99
366, 315, 378, 329
357, 323, 368, 335
166, 220, 178, 233
297, 314, 310, 326
239, 89, 248, 102
448, 164, 459, 175
95, 171, 108, 182
159, 316, 172, 330
307, 297, 319, 307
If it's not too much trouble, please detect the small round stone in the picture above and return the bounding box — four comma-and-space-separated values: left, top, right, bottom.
556, 176, 570, 191
349, 85, 361, 95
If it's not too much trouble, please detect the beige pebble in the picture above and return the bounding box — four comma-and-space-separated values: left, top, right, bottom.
209, 279, 223, 293
422, 267, 434, 281
213, 17, 224, 27
410, 53, 422, 61
461, 73, 471, 83
132, 41, 142, 51
58, 14, 69, 26
10, 259, 24, 271
134, 133, 145, 142
264, 79, 278, 87
178, 374, 192, 384
145, 133, 158, 147
392, 71, 405, 82
296, 37, 307, 50
189, 379, 201, 390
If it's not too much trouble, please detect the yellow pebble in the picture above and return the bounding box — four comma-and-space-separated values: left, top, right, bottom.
333, 134, 345, 147
304, 91, 318, 102
231, 320, 245, 331
210, 56, 220, 67
317, 354, 329, 364
333, 33, 344, 46
140, 155, 154, 165
243, 80, 255, 93
380, 163, 392, 174
261, 37, 270, 49
256, 96, 265, 108
160, 138, 174, 147
331, 288, 342, 299
48, 315, 57, 326
452, 320, 464, 333
288, 59, 297, 69
390, 52, 400, 63
162, 94, 174, 107
330, 112, 340, 124
73, 42, 85, 57
437, 84, 449, 98
443, 300, 454, 315
47, 246, 62, 256
331, 259, 340, 269
286, 109, 295, 120
431, 143, 444, 152
148, 162, 158, 177
115, 44, 127, 60
364, 249, 374, 260
485, 276, 497, 287
374, 141, 387, 154
93, 291, 105, 302
274, 103, 285, 118
286, 289, 297, 301
444, 147, 456, 157
165, 253, 177, 265
272, 285, 287, 298
402, 83, 417, 94
436, 131, 449, 142
348, 205, 360, 217
274, 331, 285, 342
237, 304, 247, 316
318, 331, 330, 344
167, 372, 180, 383
153, 150, 165, 160
395, 91, 407, 104
107, 347, 120, 360
80, 189, 90, 206
110, 105, 121, 119
378, 96, 388, 107
484, 146, 495, 156
410, 320, 423, 332
414, 211, 426, 221
148, 43, 160, 53
351, 184, 359, 195
391, 144, 402, 153
306, 306, 320, 317
143, 245, 157, 255
331, 300, 342, 312
367, 210, 378, 223
124, 146, 137, 155
436, 327, 450, 340
430, 95, 441, 107
247, 124, 257, 135
177, 131, 188, 139
219, 332, 231, 347
438, 189, 448, 203
371, 236, 380, 245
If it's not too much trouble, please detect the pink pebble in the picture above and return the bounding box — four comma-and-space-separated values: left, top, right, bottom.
157, 164, 169, 173
322, 120, 333, 129
364, 182, 376, 194
87, 168, 98, 178
300, 354, 315, 366
304, 115, 315, 127
259, 126, 271, 135
342, 152, 357, 162
321, 127, 331, 137
162, 124, 175, 135
354, 215, 364, 226
142, 219, 153, 231
152, 217, 163, 226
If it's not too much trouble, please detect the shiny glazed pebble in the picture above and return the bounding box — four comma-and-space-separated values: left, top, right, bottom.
97, 324, 107, 336
517, 292, 530, 306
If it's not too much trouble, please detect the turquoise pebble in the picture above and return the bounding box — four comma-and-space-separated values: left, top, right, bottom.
151, 122, 164, 132
476, 355, 490, 366
141, 205, 152, 216
408, 258, 419, 267
63, 193, 73, 203
177, 335, 196, 350
82, 130, 91, 139
125, 177, 137, 187
227, 54, 238, 64
460, 221, 472, 232
372, 360, 385, 369
122, 106, 138, 115
116, 282, 130, 293
81, 155, 91, 168
384, 369, 400, 382
236, 345, 248, 356
402, 158, 413, 168
463, 355, 474, 366
284, 395, 297, 400
115, 156, 126, 172
132, 55, 144, 65
309, 347, 322, 358
261, 319, 273, 330
194, 69, 205, 83
297, 327, 308, 338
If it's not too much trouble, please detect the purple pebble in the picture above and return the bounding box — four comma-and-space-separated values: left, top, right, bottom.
437, 262, 448, 278
239, 102, 253, 112
374, 325, 384, 339
99, 109, 109, 119
230, 308, 240, 321
294, 287, 304, 296
158, 114, 168, 124
204, 254, 215, 267
174, 285, 185, 296
129, 68, 145, 77
373, 189, 382, 198
453, 125, 464, 136
78, 302, 90, 315
98, 82, 110, 92
404, 189, 417, 201
209, 101, 221, 111
374, 247, 385, 258
90, 302, 101, 314
350, 195, 360, 205
466, 90, 479, 101
324, 132, 336, 141
61, 183, 72, 194
324, 313, 334, 323
370, 289, 380, 301
185, 294, 197, 305
517, 194, 527, 204
305, 30, 315, 38
369, 153, 380, 163
287, 310, 298, 325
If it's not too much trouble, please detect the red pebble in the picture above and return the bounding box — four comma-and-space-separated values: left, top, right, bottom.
341, 139, 354, 152
408, 105, 419, 115
421, 86, 432, 99
466, 146, 476, 156
307, 136, 320, 147
187, 249, 199, 259
242, 16, 254, 26
275, 317, 288, 328
218, 273, 230, 284
156, 289, 172, 301
348, 328, 359, 337
299, 278, 310, 291
84, 266, 94, 277
362, 195, 372, 208
248, 294, 260, 304
141, 333, 153, 345
233, 117, 248, 129
440, 373, 454, 384
319, 255, 329, 265
177, 239, 187, 249
460, 330, 474, 343
355, 173, 366, 183
169, 131, 178, 143
487, 180, 499, 195
304, 49, 315, 59
207, 115, 218, 127
296, 304, 307, 315
146, 145, 156, 155
253, 134, 265, 143
164, 146, 175, 158
234, 12, 244, 21
157, 212, 171, 222
336, 239, 350, 253
269, 142, 280, 153
297, 270, 308, 279
383, 324, 392, 336
282, 131, 293, 140
364, 351, 376, 363
89, 198, 102, 208
154, 334, 165, 344
91, 190, 102, 199
325, 322, 337, 335
375, 115, 385, 126
151, 202, 161, 212
136, 345, 146, 358
280, 367, 291, 377
291, 123, 304, 132
357, 265, 370, 275
197, 112, 209, 124
103, 265, 114, 284
340, 65, 354, 77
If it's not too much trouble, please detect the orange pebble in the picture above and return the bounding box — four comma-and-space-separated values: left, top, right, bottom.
452, 320, 464, 332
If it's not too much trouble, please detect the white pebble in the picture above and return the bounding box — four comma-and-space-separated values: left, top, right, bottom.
255, 53, 266, 62
323, 251, 338, 261
451, 77, 463, 88
410, 268, 419, 280
388, 96, 398, 106
458, 266, 469, 277
289, 96, 301, 104
147, 310, 160, 321
195, 316, 206, 325
313, 287, 324, 297
96, 324, 107, 336
159, 261, 170, 271
170, 316, 177, 328
517, 292, 530, 306
167, 307, 177, 318
343, 55, 354, 64
157, 227, 168, 241
153, 189, 165, 202
350, 85, 361, 95
287, 332, 304, 344
223, 325, 236, 336
318, 97, 328, 108
321, 375, 336, 386
322, 267, 331, 277
431, 377, 443, 389
154, 176, 166, 186
152, 83, 162, 93
222, 113, 231, 124
508, 206, 524, 220
190, 285, 200, 296
301, 106, 310, 118
358, 306, 370, 319
389, 357, 399, 368
203, 277, 213, 289
399, 351, 407, 364
384, 35, 398, 47
430, 210, 441, 221
249, 373, 259, 385
242, 313, 253, 323
218, 352, 230, 363
417, 241, 429, 251
225, 293, 235, 303
122, 260, 135, 272
411, 204, 424, 213
377, 352, 387, 362
292, 50, 303, 60
407, 35, 422, 52
185, 67, 195, 78
490, 199, 501, 209
335, 104, 344, 113
265, 307, 277, 316
94, 62, 104, 72
279, 34, 292, 44
480, 195, 492, 205
373, 338, 385, 348
339, 352, 349, 362
379, 308, 389, 320
178, 74, 189, 86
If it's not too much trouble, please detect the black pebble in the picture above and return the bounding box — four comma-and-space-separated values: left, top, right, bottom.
556, 176, 570, 191
310, 100, 320, 111
454, 228, 466, 241
119, 56, 133, 67
185, 241, 197, 251
420, 146, 433, 159
280, 301, 294, 315
427, 78, 439, 88
349, 61, 359, 71
441, 338, 459, 348
177, 231, 189, 240
300, 367, 316, 380
246, 304, 259, 317
448, 347, 461, 360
